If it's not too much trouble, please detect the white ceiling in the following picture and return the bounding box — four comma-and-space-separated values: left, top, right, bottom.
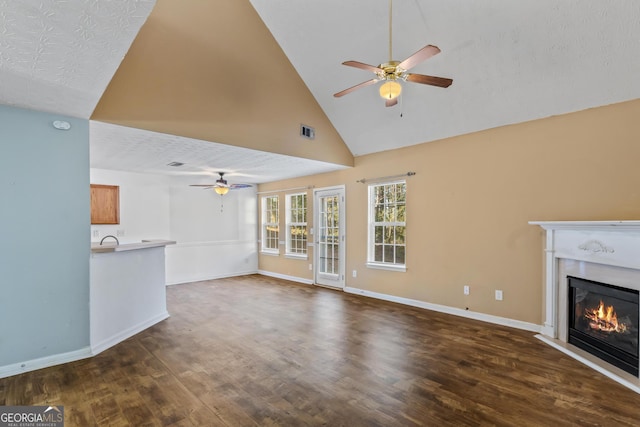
1, 0, 639, 181
250, 0, 640, 156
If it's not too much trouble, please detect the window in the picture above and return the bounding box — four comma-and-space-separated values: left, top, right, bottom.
286, 193, 308, 256
262, 195, 279, 253
368, 181, 406, 270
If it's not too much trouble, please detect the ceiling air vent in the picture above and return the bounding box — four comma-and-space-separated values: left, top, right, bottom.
167, 161, 184, 167
300, 124, 315, 140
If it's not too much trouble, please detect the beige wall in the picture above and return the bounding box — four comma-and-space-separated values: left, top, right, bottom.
91, 0, 353, 167
258, 99, 640, 325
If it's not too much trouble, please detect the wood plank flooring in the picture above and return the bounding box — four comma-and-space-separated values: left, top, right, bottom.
2, 274, 640, 426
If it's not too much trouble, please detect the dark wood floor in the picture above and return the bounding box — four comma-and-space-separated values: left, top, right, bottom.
2, 275, 640, 426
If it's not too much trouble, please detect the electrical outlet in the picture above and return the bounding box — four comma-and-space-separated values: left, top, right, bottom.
352, 270, 357, 278
463, 285, 470, 295
308, 264, 313, 271
495, 290, 503, 301
92, 230, 99, 238
116, 229, 125, 237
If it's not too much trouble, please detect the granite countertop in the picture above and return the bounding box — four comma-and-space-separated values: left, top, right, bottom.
91, 239, 176, 253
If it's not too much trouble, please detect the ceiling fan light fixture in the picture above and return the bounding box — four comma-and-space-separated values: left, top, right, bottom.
379, 80, 402, 100
214, 186, 230, 195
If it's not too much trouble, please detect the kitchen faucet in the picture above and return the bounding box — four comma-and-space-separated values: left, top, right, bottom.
100, 235, 120, 245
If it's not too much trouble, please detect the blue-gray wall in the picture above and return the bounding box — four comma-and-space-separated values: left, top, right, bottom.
0, 105, 90, 366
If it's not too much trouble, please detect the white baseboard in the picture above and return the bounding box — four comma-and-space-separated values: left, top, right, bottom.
166, 270, 258, 286
344, 286, 542, 333
1, 312, 171, 380
91, 312, 170, 355
258, 270, 314, 285
0, 347, 92, 379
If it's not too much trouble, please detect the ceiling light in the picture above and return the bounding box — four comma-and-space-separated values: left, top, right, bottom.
379, 80, 402, 100
214, 186, 230, 195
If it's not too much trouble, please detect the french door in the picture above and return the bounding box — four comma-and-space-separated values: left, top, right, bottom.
314, 186, 345, 289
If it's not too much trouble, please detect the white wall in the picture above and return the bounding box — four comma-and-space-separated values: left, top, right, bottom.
90, 168, 258, 284
166, 184, 258, 284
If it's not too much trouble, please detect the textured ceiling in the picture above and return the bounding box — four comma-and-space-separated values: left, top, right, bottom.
0, 0, 155, 118
2, 0, 640, 181
90, 122, 348, 185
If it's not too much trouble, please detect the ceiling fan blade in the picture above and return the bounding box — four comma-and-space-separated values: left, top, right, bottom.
189, 184, 215, 188
398, 45, 441, 71
342, 61, 384, 73
333, 79, 378, 98
406, 73, 453, 88
385, 98, 398, 108
230, 183, 253, 189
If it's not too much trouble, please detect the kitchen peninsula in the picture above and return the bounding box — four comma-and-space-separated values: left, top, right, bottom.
90, 239, 175, 354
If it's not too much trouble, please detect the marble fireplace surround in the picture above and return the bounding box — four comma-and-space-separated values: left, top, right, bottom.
530, 221, 640, 393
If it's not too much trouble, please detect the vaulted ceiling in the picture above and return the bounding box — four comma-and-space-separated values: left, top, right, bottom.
1, 0, 639, 183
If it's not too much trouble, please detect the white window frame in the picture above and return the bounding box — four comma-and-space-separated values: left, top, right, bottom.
261, 195, 279, 254
285, 192, 308, 258
367, 180, 407, 272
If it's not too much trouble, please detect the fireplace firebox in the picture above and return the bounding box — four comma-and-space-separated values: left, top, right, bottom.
568, 276, 639, 376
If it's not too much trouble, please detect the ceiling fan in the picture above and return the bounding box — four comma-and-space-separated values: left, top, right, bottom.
189, 172, 252, 196
333, 0, 452, 107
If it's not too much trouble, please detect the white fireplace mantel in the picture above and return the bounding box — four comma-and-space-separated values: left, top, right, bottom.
530, 220, 640, 336
530, 220, 640, 393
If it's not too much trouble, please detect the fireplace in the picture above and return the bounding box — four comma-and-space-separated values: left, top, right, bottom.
567, 276, 639, 376
530, 220, 640, 393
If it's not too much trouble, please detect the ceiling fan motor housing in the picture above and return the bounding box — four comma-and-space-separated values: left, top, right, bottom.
377, 61, 405, 81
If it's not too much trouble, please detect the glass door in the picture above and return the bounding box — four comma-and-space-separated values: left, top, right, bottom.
314, 187, 345, 289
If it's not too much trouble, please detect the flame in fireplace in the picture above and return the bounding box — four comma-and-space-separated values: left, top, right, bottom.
585, 300, 627, 333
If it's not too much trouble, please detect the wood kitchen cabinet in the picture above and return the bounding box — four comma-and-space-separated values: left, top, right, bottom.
90, 184, 120, 224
